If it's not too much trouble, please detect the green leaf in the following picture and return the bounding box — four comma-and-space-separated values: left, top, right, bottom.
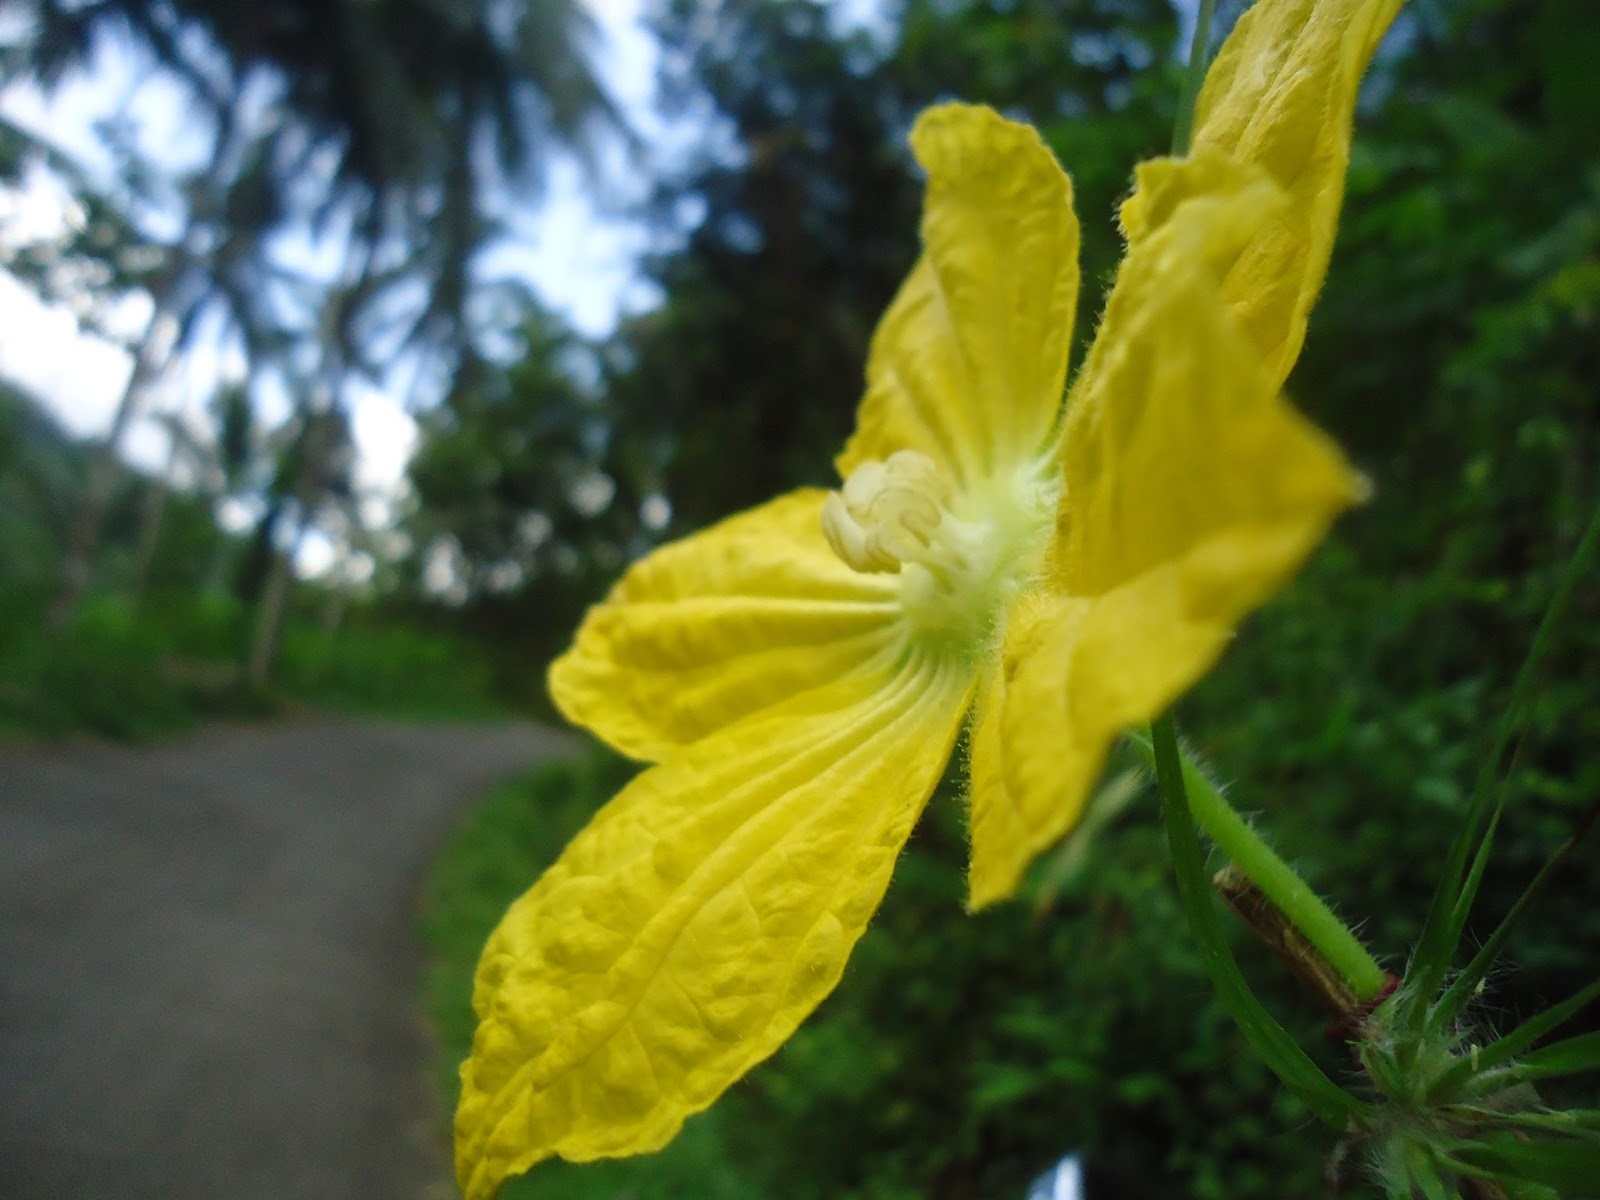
1486, 1109, 1600, 1136
1448, 1132, 1600, 1191
1148, 715, 1364, 1129
1408, 1145, 1456, 1200
1410, 501, 1600, 1031
1504, 1030, 1600, 1084
1462, 976, 1600, 1086
971, 1064, 1048, 1112
1432, 795, 1600, 1035
1414, 1165, 1455, 1200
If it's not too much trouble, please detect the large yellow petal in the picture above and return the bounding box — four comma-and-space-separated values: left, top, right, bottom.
1061, 163, 1363, 598
837, 103, 1079, 488
456, 656, 973, 1198
549, 488, 901, 762
967, 590, 1093, 910
1122, 0, 1403, 389
967, 576, 1242, 908
969, 164, 1364, 909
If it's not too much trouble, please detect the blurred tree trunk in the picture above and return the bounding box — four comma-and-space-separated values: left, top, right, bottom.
129, 420, 185, 612
245, 246, 362, 688
246, 414, 326, 689
246, 516, 304, 689
245, 403, 343, 688
202, 536, 235, 598
47, 274, 178, 628
319, 492, 374, 646
319, 583, 348, 642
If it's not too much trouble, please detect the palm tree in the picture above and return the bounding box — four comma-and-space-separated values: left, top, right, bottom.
243, 252, 377, 688
31, 111, 300, 625
12, 0, 628, 624
12, 0, 625, 347
244, 398, 357, 688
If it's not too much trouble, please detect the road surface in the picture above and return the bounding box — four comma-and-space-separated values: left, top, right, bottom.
0, 717, 572, 1200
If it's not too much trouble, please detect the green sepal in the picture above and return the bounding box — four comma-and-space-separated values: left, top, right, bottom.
1436, 976, 1600, 1100
1501, 1030, 1600, 1086
1447, 1131, 1600, 1192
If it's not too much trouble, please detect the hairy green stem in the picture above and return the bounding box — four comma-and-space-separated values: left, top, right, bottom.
1136, 725, 1389, 1002
1147, 717, 1365, 1124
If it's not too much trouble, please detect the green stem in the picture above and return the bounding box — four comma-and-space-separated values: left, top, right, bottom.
1170, 0, 1218, 156
1135, 724, 1389, 1002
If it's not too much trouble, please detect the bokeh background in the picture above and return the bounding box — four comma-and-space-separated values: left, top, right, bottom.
1, 0, 1596, 1197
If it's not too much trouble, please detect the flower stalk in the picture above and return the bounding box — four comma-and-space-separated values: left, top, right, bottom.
1148, 716, 1366, 1127
1175, 745, 1389, 1001
1132, 728, 1388, 1002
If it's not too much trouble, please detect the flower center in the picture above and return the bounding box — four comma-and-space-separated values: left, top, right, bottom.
822, 449, 1057, 662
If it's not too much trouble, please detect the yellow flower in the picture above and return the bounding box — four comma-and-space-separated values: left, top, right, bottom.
455, 1, 1401, 1194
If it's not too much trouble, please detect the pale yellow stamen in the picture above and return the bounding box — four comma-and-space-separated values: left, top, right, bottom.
821, 450, 963, 575
822, 450, 1057, 662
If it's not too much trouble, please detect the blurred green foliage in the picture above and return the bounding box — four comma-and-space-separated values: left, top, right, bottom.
0, 386, 503, 737
0, 586, 504, 740
419, 0, 1599, 1195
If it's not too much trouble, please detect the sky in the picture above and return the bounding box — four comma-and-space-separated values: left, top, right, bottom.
0, 0, 675, 573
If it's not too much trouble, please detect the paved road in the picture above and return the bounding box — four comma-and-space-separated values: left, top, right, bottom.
0, 717, 574, 1200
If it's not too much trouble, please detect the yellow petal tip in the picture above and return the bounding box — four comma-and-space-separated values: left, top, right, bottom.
964, 864, 1020, 914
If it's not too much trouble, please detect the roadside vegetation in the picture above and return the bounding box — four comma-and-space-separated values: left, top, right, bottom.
0, 385, 503, 739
